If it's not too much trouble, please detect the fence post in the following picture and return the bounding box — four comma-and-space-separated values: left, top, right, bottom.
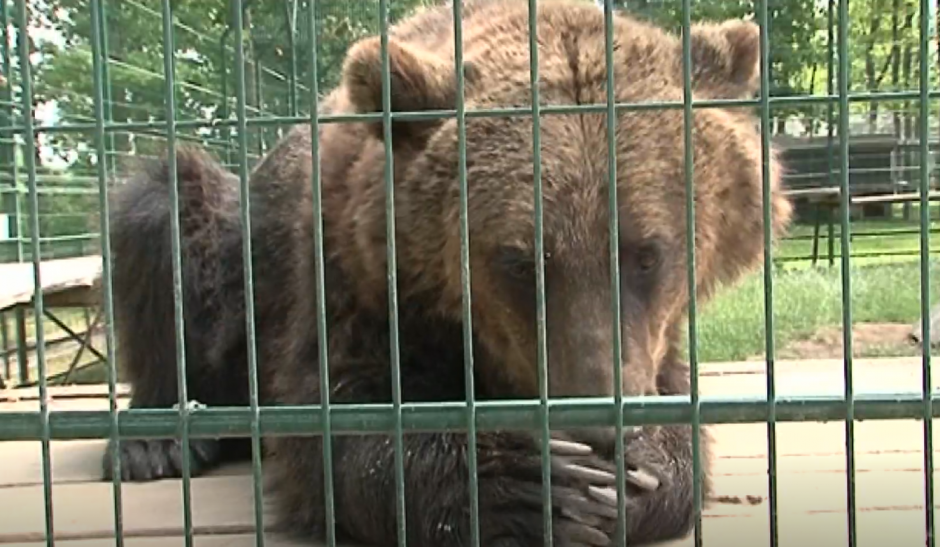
1, 312, 9, 381
14, 307, 27, 383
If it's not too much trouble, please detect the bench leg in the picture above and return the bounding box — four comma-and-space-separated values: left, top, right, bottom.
812, 203, 822, 267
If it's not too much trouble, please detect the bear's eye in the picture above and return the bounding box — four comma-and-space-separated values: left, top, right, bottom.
507, 261, 533, 280
635, 244, 661, 273
497, 247, 540, 281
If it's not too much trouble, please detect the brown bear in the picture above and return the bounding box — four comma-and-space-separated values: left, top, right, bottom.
101, 0, 792, 545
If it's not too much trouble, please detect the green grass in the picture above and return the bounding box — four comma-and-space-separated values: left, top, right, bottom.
692, 258, 940, 363
681, 211, 940, 363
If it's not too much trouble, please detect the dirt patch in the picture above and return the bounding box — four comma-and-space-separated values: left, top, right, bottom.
751, 322, 920, 360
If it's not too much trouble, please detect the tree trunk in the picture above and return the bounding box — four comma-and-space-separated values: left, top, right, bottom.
902, 10, 914, 152
807, 61, 818, 135
26, 32, 41, 167
244, 9, 257, 111
891, 0, 908, 217
864, 3, 883, 133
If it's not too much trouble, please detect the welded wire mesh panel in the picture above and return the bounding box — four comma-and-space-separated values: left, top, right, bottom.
0, 1, 937, 547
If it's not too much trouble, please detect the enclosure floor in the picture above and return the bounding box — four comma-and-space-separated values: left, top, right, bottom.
1, 356, 938, 547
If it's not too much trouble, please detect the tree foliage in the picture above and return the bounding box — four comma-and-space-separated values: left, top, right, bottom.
3, 0, 938, 172
0, 0, 935, 253
20, 0, 431, 171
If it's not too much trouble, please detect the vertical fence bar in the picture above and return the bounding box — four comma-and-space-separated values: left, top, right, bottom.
94, 0, 116, 179
757, 1, 780, 546
15, 307, 27, 383
307, 1, 336, 545
376, 0, 407, 545
836, 0, 858, 544
601, 1, 627, 545
451, 1, 481, 546
1, 314, 9, 381
8, 0, 26, 388
0, 0, 15, 269
826, 0, 836, 267
251, 39, 263, 157
89, 1, 125, 545
524, 1, 553, 544
678, 0, 703, 545
3, 0, 25, 267
284, 0, 298, 117
14, 0, 54, 544
0, 0, 8, 147
219, 31, 232, 167
231, 1, 266, 545
159, 1, 195, 545
0, 0, 11, 351
917, 0, 935, 542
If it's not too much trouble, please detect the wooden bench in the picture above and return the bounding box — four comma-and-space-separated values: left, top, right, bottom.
0, 257, 104, 387
783, 188, 939, 267
783, 187, 841, 266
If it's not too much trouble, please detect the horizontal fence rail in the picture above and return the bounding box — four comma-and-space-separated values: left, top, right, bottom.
4, 394, 940, 441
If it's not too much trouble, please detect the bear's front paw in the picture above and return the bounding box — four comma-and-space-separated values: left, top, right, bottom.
480, 436, 661, 547
551, 437, 662, 530
101, 438, 221, 482
597, 426, 698, 545
621, 427, 678, 496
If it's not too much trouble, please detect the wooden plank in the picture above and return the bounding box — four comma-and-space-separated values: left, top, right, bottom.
5, 513, 930, 547
783, 187, 842, 197
0, 441, 114, 488
1, 384, 131, 403
0, 435, 932, 547
661, 508, 931, 547
7, 537, 310, 547
783, 187, 842, 204
0, 357, 935, 546
850, 190, 940, 205
0, 476, 260, 541
0, 392, 129, 412
0, 257, 102, 313
42, 287, 102, 309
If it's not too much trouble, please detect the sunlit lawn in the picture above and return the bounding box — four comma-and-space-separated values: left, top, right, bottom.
692, 206, 940, 362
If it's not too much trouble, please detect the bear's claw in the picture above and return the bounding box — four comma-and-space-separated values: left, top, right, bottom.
549, 437, 661, 492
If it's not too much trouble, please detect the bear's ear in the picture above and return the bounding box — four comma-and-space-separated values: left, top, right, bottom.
342, 36, 472, 142
684, 19, 761, 100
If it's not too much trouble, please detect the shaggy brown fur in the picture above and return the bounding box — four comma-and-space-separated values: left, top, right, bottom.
101, 1, 791, 546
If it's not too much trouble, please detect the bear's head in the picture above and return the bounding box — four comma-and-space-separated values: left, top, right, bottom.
338, 0, 792, 430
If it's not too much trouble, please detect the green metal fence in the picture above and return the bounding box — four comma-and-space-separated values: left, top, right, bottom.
1, 0, 937, 271
0, 0, 938, 546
